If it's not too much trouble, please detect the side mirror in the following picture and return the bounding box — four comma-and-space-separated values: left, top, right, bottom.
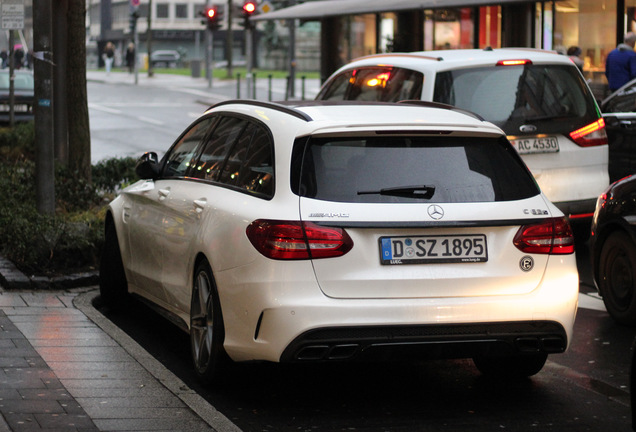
135, 152, 160, 180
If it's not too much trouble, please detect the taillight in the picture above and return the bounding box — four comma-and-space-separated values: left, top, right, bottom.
246, 219, 353, 260
496, 59, 532, 66
513, 217, 575, 255
569, 118, 608, 147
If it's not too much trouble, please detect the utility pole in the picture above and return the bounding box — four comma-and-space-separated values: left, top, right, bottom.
147, 0, 154, 77
33, 0, 55, 214
226, 0, 233, 78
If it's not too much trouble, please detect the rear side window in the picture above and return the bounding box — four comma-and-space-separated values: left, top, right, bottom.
433, 64, 599, 135
189, 114, 275, 198
317, 67, 424, 102
603, 81, 636, 113
292, 136, 538, 204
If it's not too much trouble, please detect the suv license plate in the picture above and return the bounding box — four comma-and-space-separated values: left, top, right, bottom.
510, 136, 559, 154
380, 234, 488, 265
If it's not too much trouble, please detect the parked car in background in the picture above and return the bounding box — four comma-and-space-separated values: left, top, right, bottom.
150, 50, 181, 68
316, 48, 609, 231
0, 70, 34, 123
100, 99, 579, 383
590, 174, 636, 326
600, 79, 636, 182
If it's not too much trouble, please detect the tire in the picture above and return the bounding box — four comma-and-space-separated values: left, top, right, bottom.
598, 231, 636, 326
472, 353, 547, 378
99, 223, 129, 311
190, 260, 228, 383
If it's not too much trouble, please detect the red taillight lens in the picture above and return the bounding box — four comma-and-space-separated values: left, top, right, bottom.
513, 217, 575, 255
246, 219, 353, 260
569, 118, 608, 147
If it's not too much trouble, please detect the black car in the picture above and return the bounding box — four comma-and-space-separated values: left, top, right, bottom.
0, 70, 34, 123
600, 79, 636, 182
590, 174, 636, 325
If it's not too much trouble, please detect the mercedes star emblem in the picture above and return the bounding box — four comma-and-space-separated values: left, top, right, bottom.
427, 205, 444, 220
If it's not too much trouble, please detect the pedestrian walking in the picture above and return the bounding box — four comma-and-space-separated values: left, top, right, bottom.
125, 42, 135, 74
605, 32, 636, 92
103, 41, 115, 75
567, 46, 584, 71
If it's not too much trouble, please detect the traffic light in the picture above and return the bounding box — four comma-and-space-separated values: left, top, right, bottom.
242, 1, 257, 29
129, 9, 139, 34
199, 6, 220, 31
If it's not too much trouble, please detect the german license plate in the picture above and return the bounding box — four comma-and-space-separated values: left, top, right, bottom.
380, 234, 488, 265
510, 136, 559, 154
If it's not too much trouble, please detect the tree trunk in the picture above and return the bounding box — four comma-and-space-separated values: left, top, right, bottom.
67, 0, 91, 182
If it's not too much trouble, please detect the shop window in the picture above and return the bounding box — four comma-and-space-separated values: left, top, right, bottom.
554, 0, 616, 85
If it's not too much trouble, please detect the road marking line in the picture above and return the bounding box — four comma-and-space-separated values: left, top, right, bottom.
137, 116, 164, 125
88, 103, 122, 115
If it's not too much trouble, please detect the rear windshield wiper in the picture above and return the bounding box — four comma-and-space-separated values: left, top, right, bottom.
358, 185, 436, 199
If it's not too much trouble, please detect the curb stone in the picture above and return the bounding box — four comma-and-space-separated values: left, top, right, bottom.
75, 290, 242, 432
0, 254, 98, 290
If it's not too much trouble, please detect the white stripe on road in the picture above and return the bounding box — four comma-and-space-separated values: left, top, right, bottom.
88, 103, 122, 115
137, 116, 165, 125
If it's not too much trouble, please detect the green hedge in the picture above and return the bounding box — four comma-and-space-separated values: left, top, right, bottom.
0, 123, 138, 275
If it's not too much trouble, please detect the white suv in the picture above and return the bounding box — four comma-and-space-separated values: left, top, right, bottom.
100, 100, 578, 382
317, 48, 609, 226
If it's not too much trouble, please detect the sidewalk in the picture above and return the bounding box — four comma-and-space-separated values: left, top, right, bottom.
0, 284, 241, 431
86, 69, 321, 103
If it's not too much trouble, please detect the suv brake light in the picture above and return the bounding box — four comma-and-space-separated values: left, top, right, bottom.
246, 219, 353, 260
513, 217, 575, 255
496, 59, 532, 66
569, 118, 608, 147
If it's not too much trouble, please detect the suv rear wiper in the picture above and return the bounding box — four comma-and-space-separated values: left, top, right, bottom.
358, 185, 436, 199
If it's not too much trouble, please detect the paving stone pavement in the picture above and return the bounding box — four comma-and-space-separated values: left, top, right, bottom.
0, 288, 241, 432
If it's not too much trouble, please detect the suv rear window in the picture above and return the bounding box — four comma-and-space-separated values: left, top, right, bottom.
433, 64, 599, 135
317, 67, 424, 102
291, 136, 538, 203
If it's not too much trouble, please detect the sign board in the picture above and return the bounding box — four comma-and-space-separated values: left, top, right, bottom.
259, 1, 273, 14
1, 0, 24, 30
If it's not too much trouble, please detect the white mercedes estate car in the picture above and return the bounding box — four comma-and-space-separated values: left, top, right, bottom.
316, 48, 609, 229
100, 100, 579, 382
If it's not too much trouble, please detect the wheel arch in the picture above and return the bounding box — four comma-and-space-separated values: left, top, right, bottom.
593, 220, 636, 294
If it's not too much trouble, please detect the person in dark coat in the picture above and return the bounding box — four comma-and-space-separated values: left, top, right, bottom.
125, 43, 135, 73
606, 32, 636, 92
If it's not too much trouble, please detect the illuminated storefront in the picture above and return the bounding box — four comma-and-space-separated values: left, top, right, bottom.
257, 0, 636, 89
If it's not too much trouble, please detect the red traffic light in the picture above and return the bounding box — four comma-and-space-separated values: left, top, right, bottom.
206, 7, 217, 19
243, 1, 256, 15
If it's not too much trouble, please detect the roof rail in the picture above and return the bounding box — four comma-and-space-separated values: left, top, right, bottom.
397, 100, 485, 121
208, 99, 313, 122
352, 53, 444, 62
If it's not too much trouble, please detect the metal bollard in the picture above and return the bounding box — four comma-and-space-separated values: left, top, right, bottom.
253, 73, 257, 99
301, 76, 306, 101
268, 74, 273, 101
236, 73, 241, 99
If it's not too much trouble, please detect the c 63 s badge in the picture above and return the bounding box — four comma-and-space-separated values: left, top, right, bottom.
519, 255, 534, 272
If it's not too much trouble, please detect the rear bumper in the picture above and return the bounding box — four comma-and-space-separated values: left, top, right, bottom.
280, 321, 567, 362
